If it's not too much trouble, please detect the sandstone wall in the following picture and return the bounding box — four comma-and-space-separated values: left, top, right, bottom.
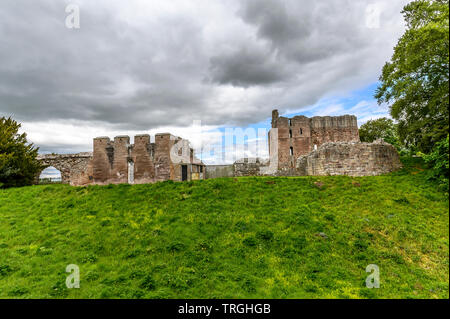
310, 115, 360, 146
154, 133, 172, 182
296, 140, 402, 176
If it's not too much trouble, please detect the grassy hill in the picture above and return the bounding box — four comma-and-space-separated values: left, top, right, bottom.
0, 158, 448, 299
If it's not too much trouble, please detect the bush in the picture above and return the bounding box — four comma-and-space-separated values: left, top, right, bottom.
0, 117, 41, 188
423, 135, 449, 192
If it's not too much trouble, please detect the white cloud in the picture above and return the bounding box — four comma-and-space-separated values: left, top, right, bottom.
348, 100, 391, 125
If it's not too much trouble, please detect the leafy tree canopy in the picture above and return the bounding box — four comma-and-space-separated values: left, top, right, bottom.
0, 117, 41, 188
375, 0, 449, 153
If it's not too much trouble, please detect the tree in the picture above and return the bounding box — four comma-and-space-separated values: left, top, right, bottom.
375, 0, 449, 153
359, 117, 401, 148
0, 117, 41, 188
359, 117, 396, 142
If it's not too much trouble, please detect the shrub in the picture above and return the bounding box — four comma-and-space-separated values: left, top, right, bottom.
423, 135, 449, 192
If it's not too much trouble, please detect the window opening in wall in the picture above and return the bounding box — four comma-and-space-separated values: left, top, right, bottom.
300, 128, 303, 135
128, 160, 135, 184
289, 119, 292, 126
289, 129, 292, 138
290, 147, 294, 156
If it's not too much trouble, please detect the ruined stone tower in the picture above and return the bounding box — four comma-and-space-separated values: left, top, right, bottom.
269, 109, 360, 170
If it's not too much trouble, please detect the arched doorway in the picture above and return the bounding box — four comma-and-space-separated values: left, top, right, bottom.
39, 166, 62, 184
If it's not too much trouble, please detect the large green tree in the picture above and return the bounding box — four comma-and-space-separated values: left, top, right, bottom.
375, 0, 449, 153
0, 117, 41, 188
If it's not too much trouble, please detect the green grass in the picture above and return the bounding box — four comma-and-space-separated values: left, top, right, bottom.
0, 158, 448, 299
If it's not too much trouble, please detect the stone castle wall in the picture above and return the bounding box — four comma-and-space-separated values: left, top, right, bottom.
205, 159, 268, 179
296, 140, 402, 176
37, 153, 93, 184
234, 158, 270, 177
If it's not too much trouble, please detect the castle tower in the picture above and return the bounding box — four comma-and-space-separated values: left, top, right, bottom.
131, 134, 155, 183
92, 137, 113, 183
269, 109, 360, 170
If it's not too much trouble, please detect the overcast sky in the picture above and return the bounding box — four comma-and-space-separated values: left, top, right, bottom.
0, 0, 409, 162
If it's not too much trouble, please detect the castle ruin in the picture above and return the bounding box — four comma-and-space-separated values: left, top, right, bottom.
207, 110, 401, 178
37, 110, 402, 185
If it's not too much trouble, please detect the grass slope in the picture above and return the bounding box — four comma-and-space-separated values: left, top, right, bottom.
0, 158, 448, 299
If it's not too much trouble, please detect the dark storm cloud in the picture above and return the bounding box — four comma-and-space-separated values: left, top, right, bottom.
209, 46, 288, 87
210, 0, 377, 87
0, 0, 408, 135
0, 0, 212, 129
240, 0, 313, 48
